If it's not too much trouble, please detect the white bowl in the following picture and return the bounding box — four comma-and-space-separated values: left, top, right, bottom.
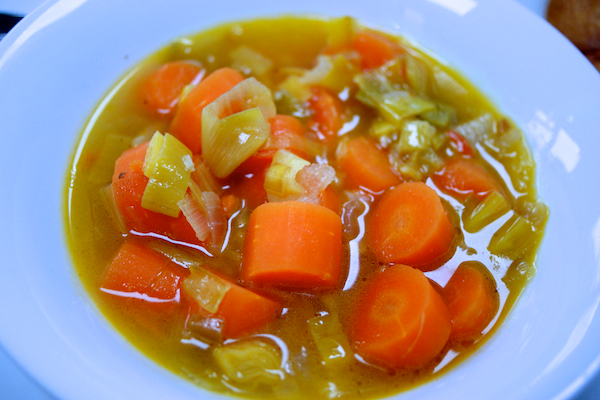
1, 0, 600, 399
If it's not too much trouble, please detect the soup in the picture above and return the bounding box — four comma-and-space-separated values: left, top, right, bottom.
65, 16, 547, 399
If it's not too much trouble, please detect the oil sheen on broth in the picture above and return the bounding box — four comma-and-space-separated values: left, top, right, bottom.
65, 16, 548, 400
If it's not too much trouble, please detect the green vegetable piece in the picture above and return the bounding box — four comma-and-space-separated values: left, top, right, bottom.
463, 191, 511, 233
308, 313, 353, 366
488, 214, 542, 259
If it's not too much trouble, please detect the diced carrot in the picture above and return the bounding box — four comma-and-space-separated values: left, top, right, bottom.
319, 185, 342, 215
431, 158, 498, 201
169, 213, 203, 246
368, 182, 455, 269
238, 114, 308, 173
140, 60, 204, 118
225, 168, 268, 210
242, 201, 343, 290
308, 86, 344, 142
349, 264, 452, 369
352, 30, 402, 70
339, 136, 401, 192
111, 141, 173, 235
220, 194, 239, 217
217, 283, 282, 338
169, 67, 244, 154
443, 263, 498, 341
100, 239, 189, 304
446, 130, 473, 157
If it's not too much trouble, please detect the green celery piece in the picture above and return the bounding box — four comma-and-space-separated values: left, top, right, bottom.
488, 214, 541, 259
202, 107, 270, 178
420, 103, 457, 128
308, 313, 353, 366
213, 339, 283, 389
141, 133, 193, 218
463, 191, 511, 233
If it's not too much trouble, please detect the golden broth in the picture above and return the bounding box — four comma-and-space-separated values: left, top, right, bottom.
65, 16, 547, 400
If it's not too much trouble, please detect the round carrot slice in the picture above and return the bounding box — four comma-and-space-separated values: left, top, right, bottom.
368, 182, 455, 269
350, 264, 452, 369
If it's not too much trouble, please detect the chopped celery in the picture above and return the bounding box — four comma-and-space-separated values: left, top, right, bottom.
278, 75, 313, 103
202, 107, 271, 178
319, 54, 359, 95
488, 214, 542, 259
264, 149, 310, 202
463, 191, 511, 233
213, 339, 283, 388
453, 113, 494, 145
143, 131, 165, 177
326, 16, 357, 50
202, 77, 275, 178
355, 71, 436, 125
183, 267, 231, 314
502, 259, 536, 292
308, 313, 353, 366
430, 66, 469, 106
404, 53, 428, 94
419, 103, 456, 128
141, 132, 193, 218
230, 45, 273, 77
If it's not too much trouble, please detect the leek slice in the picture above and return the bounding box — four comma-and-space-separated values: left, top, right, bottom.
230, 45, 274, 77
308, 313, 353, 365
355, 71, 436, 125
202, 77, 275, 178
264, 149, 310, 202
214, 339, 283, 388
191, 156, 222, 194
178, 190, 211, 242
463, 191, 511, 233
143, 131, 165, 177
141, 132, 193, 217
488, 214, 542, 259
183, 267, 231, 314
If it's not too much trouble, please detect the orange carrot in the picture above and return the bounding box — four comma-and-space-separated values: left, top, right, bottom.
443, 263, 498, 341
339, 136, 401, 192
432, 158, 498, 201
319, 185, 342, 215
352, 30, 402, 70
140, 60, 204, 118
368, 182, 455, 269
242, 201, 342, 289
350, 264, 452, 369
220, 194, 239, 217
100, 239, 189, 303
226, 168, 268, 210
308, 86, 344, 142
169, 67, 244, 154
217, 283, 282, 338
111, 141, 173, 235
446, 130, 473, 157
238, 114, 308, 173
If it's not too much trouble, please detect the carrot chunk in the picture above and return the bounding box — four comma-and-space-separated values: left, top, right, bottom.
350, 264, 452, 369
443, 263, 498, 341
368, 182, 455, 269
140, 60, 204, 118
111, 141, 172, 235
352, 30, 402, 70
169, 67, 244, 154
308, 86, 344, 142
242, 201, 343, 290
339, 136, 401, 192
217, 283, 282, 338
100, 239, 188, 302
431, 158, 498, 200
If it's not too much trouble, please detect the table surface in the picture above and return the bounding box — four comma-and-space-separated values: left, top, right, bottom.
0, 0, 598, 399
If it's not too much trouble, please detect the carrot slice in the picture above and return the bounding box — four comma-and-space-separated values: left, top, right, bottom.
242, 201, 343, 289
339, 136, 401, 192
431, 158, 498, 201
350, 264, 452, 369
217, 283, 282, 338
140, 60, 204, 118
308, 86, 344, 142
111, 141, 173, 235
368, 182, 455, 269
443, 263, 498, 341
319, 185, 342, 215
100, 239, 189, 303
169, 67, 244, 154
352, 30, 402, 70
